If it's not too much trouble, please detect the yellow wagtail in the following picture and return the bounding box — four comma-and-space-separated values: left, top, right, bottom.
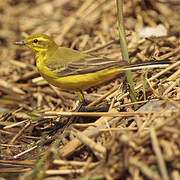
15, 34, 170, 102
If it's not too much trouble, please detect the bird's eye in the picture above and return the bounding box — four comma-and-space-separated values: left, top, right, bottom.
33, 39, 38, 43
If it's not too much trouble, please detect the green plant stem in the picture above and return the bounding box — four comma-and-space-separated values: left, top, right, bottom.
116, 0, 137, 106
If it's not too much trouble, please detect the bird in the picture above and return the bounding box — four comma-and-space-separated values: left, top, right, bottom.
15, 34, 170, 102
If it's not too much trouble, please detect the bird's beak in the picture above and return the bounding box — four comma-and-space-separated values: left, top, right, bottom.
14, 41, 26, 45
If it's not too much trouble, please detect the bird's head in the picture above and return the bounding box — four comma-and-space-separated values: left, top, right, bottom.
15, 34, 58, 52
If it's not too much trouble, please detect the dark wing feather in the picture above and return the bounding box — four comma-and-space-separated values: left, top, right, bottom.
47, 54, 127, 77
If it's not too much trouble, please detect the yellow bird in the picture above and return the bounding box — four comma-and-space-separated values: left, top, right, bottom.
15, 34, 169, 102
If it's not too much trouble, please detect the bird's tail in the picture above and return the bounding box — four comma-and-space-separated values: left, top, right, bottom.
121, 60, 173, 71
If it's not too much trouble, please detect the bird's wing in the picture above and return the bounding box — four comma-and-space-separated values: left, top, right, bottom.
45, 47, 127, 77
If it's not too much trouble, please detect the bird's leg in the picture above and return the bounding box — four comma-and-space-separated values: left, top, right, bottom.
57, 91, 85, 131
76, 90, 109, 112
76, 90, 86, 104
74, 90, 87, 113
